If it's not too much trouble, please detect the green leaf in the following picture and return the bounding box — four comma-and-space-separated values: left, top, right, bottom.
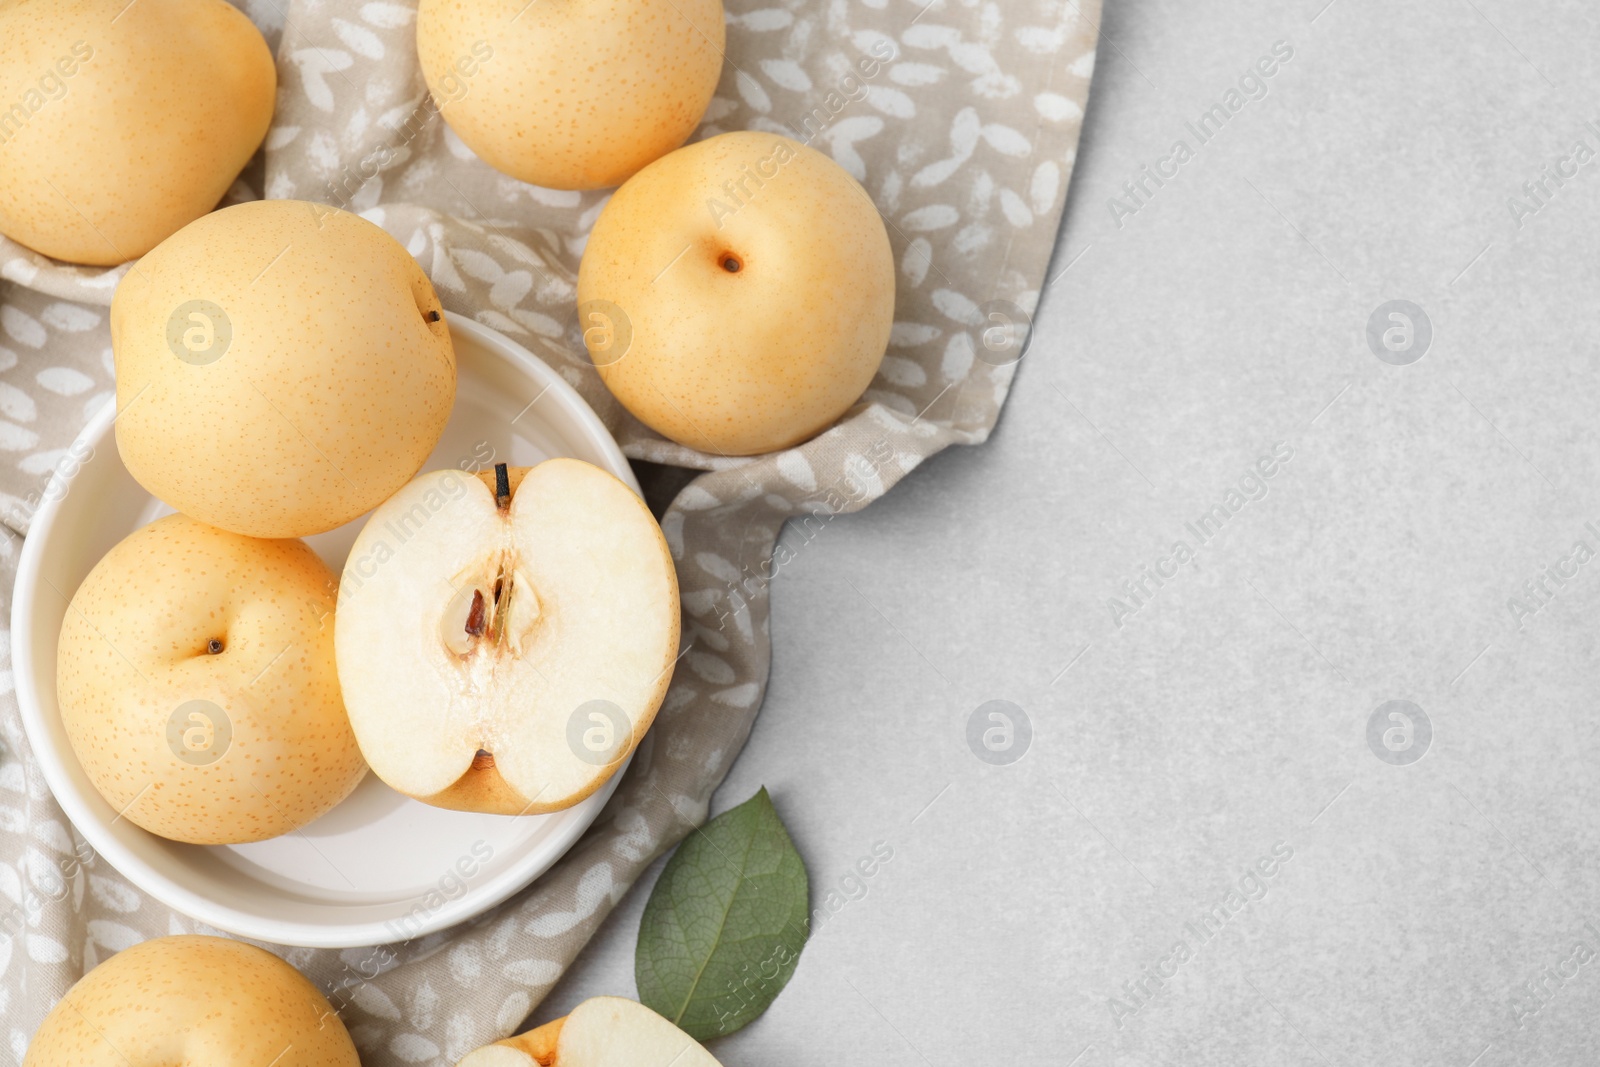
636, 786, 810, 1041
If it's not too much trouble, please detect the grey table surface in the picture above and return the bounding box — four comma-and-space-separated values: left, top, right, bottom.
544, 1, 1600, 1063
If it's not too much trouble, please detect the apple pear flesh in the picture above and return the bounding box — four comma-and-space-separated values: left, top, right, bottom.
24, 935, 360, 1067
576, 131, 895, 455
335, 461, 679, 814
111, 199, 457, 539
417, 0, 724, 190
457, 997, 721, 1067
56, 514, 365, 845
0, 0, 275, 265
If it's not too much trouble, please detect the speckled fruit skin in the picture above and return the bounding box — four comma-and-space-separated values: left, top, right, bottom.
56, 514, 365, 845
23, 935, 360, 1067
111, 200, 457, 539
417, 0, 724, 191
0, 0, 274, 266
576, 132, 895, 456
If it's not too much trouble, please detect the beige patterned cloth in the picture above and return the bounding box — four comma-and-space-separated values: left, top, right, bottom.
0, 0, 1097, 1061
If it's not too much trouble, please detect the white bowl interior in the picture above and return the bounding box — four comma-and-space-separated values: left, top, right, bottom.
12, 316, 638, 948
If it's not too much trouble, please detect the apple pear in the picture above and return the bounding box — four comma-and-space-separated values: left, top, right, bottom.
0, 0, 274, 265
457, 997, 721, 1067
417, 0, 724, 190
24, 935, 360, 1067
56, 514, 365, 845
576, 132, 895, 455
110, 200, 457, 539
335, 461, 679, 815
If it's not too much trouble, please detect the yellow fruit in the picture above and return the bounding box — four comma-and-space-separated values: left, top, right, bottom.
335, 462, 679, 815
0, 0, 274, 266
56, 514, 364, 845
111, 200, 457, 539
24, 935, 360, 1067
417, 0, 724, 190
576, 132, 894, 456
456, 997, 721, 1067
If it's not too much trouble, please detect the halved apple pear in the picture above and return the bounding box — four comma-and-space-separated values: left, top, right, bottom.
334, 460, 679, 814
457, 997, 720, 1067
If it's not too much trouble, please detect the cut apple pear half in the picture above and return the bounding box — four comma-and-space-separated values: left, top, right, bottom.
334, 460, 680, 815
457, 997, 720, 1067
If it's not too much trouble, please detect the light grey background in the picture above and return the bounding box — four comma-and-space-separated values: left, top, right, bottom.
546, 1, 1600, 1063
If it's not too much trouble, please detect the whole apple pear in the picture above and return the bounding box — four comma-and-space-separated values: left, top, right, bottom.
417, 0, 724, 190
56, 514, 365, 845
111, 200, 456, 539
576, 132, 894, 456
0, 0, 275, 265
24, 936, 360, 1067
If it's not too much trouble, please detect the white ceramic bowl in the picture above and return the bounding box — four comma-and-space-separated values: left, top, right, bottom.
12, 316, 637, 948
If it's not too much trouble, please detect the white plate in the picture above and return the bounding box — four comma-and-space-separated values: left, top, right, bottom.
11, 315, 638, 949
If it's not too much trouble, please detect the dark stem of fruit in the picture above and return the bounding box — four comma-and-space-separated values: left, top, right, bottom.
466, 590, 486, 636
495, 462, 511, 510
426, 309, 441, 323
472, 749, 494, 770
206, 639, 224, 655
722, 254, 742, 273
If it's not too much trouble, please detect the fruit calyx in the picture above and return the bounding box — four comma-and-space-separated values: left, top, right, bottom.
527, 1016, 563, 1064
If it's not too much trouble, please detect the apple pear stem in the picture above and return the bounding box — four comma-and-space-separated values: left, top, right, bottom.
495, 462, 511, 511
206, 638, 224, 654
